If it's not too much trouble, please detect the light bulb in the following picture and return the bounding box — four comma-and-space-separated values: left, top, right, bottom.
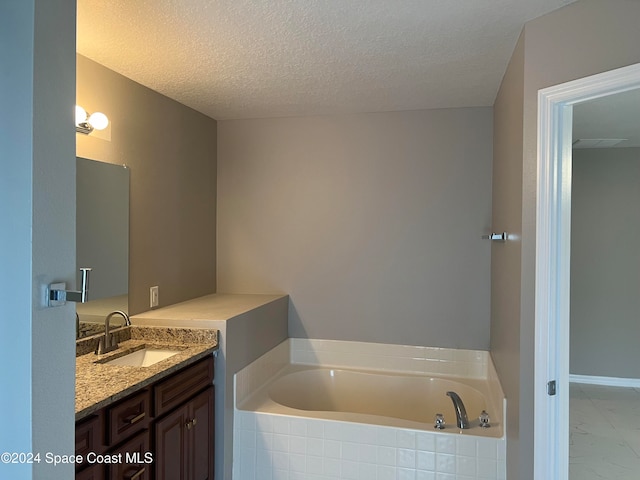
75, 105, 87, 125
88, 112, 109, 130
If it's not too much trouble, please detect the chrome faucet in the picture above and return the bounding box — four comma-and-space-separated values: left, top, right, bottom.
107, 310, 131, 327
446, 391, 470, 429
96, 310, 130, 355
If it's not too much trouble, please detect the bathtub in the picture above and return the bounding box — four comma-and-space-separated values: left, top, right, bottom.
253, 366, 500, 436
233, 339, 506, 480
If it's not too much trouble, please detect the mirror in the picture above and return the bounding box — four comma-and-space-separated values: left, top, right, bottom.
76, 157, 129, 338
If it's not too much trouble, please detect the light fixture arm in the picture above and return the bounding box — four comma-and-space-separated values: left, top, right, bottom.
75, 105, 108, 135
76, 121, 94, 135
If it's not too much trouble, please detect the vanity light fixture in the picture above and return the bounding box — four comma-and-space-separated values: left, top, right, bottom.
75, 105, 109, 134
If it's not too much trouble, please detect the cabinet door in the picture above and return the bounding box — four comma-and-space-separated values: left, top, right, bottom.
76, 414, 104, 472
154, 387, 214, 480
188, 387, 214, 480
76, 463, 105, 480
109, 429, 150, 480
154, 403, 188, 480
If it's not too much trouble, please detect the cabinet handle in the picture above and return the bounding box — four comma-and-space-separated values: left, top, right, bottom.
185, 417, 198, 430
126, 412, 146, 424
128, 466, 145, 480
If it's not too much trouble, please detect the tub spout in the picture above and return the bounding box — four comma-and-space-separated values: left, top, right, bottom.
446, 391, 470, 429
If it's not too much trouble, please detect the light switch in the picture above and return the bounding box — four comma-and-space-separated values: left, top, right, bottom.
150, 286, 159, 308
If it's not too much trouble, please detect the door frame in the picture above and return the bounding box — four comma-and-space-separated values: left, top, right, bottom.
534, 62, 640, 480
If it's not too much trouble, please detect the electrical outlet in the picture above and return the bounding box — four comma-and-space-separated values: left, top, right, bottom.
150, 286, 159, 308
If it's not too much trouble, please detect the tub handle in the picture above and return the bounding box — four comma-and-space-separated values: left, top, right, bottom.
434, 413, 445, 430
479, 410, 491, 428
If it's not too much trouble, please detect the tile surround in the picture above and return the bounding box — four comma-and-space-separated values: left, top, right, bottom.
234, 339, 505, 480
234, 410, 506, 480
290, 339, 488, 379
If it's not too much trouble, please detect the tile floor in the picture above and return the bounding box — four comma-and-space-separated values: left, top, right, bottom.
570, 383, 640, 480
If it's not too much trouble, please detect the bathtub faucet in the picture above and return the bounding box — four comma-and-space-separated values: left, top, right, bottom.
446, 391, 470, 429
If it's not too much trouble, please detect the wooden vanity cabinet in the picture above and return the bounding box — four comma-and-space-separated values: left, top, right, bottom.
153, 356, 214, 480
154, 356, 214, 416
154, 386, 214, 480
108, 429, 151, 480
106, 389, 151, 446
75, 413, 105, 473
75, 355, 214, 480
76, 463, 105, 480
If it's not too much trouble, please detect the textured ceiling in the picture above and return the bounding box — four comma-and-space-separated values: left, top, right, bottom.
77, 0, 575, 120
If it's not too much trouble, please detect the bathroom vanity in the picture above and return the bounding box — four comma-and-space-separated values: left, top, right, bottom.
74, 326, 218, 480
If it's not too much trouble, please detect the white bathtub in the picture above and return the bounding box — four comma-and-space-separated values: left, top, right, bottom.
250, 366, 500, 437
233, 339, 506, 480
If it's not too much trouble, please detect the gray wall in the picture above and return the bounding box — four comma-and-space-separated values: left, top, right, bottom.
0, 1, 76, 478
76, 55, 218, 315
218, 108, 493, 349
491, 1, 640, 478
491, 31, 524, 479
570, 147, 640, 379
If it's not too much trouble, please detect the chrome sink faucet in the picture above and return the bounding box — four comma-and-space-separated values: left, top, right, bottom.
107, 310, 131, 327
96, 310, 130, 355
446, 391, 470, 429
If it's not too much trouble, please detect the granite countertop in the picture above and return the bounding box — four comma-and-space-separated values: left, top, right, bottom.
75, 325, 218, 421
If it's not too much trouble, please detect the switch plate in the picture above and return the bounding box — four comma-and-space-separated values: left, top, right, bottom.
150, 286, 159, 308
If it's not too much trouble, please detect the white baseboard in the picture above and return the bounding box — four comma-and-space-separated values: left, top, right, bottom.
569, 374, 640, 388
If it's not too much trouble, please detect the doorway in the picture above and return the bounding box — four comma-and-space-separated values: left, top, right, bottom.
534, 62, 640, 480
569, 89, 640, 479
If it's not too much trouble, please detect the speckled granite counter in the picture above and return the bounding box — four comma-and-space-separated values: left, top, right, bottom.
75, 325, 218, 421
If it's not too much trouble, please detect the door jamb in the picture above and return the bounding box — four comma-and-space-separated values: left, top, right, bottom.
534, 62, 640, 480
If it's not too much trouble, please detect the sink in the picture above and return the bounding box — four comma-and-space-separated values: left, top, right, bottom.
101, 347, 180, 367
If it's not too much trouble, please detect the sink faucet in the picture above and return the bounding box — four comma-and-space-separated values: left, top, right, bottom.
108, 310, 131, 327
446, 391, 470, 429
96, 310, 130, 355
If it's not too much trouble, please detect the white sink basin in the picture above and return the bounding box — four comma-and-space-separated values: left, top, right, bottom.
103, 347, 180, 367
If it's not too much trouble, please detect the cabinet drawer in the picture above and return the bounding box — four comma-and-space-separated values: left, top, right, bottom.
107, 390, 151, 447
76, 413, 104, 471
108, 429, 151, 480
154, 356, 213, 417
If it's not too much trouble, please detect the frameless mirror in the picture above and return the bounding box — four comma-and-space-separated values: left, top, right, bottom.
76, 157, 129, 338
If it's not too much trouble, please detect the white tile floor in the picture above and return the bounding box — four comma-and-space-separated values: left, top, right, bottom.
570, 383, 640, 480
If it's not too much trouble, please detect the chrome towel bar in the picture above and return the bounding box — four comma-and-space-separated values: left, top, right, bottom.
482, 232, 508, 241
